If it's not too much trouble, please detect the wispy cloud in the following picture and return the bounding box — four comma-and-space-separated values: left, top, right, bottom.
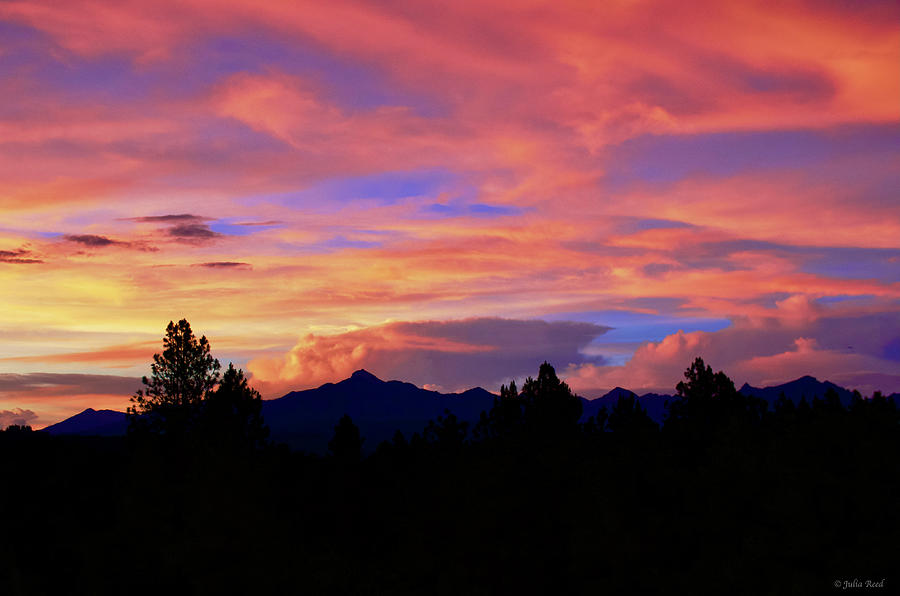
0, 372, 140, 395
126, 214, 208, 224
0, 248, 43, 264
62, 234, 158, 252
64, 234, 126, 247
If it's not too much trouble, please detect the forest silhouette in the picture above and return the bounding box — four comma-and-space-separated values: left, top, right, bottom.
1, 320, 897, 595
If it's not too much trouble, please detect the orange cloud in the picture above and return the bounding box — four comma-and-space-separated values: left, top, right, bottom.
0, 342, 158, 367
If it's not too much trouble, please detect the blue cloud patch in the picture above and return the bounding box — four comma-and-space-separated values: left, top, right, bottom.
545, 309, 732, 345
603, 124, 900, 189
276, 169, 461, 209
799, 247, 900, 281
611, 217, 694, 235
196, 33, 446, 115
421, 202, 523, 218
683, 240, 900, 282
276, 235, 383, 254
816, 294, 877, 305
883, 337, 900, 362
209, 219, 283, 237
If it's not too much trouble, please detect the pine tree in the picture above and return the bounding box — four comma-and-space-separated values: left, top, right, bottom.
127, 319, 221, 436
328, 414, 364, 461
203, 363, 268, 449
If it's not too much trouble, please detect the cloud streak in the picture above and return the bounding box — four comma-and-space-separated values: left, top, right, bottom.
0, 248, 42, 264
194, 261, 251, 269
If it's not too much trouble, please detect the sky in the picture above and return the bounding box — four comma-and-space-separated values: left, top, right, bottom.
0, 0, 898, 429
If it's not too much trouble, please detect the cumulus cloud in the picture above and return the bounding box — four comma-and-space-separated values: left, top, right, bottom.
248, 318, 611, 396
564, 296, 900, 396
0, 408, 38, 428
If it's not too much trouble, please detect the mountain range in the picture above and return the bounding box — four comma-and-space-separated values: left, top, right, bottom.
41, 370, 899, 451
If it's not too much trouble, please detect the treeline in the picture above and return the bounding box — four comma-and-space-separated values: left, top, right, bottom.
1, 321, 897, 595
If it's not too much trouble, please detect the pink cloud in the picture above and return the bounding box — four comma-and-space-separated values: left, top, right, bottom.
212, 72, 477, 176
249, 318, 610, 396
565, 296, 900, 396
0, 408, 38, 428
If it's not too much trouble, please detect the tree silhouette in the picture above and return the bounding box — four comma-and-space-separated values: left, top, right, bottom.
127, 319, 221, 437
328, 414, 364, 461
203, 363, 269, 449
607, 394, 657, 434
473, 379, 523, 441
1, 424, 32, 433
474, 363, 582, 443
675, 357, 737, 403
519, 361, 582, 436
424, 410, 468, 451
667, 356, 765, 434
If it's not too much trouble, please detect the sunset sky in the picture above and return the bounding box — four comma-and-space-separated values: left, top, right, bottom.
1, 0, 898, 428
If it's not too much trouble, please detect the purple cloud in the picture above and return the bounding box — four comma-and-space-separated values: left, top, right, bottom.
0, 248, 43, 264
167, 223, 221, 242
0, 408, 38, 428
127, 214, 208, 224
194, 261, 251, 269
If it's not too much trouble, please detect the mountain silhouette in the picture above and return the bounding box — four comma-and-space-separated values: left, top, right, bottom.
263, 369, 496, 452
580, 387, 671, 423
739, 375, 855, 406
42, 372, 894, 448
42, 408, 128, 436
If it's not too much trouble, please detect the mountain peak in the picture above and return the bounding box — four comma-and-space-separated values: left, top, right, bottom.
350, 369, 381, 383
600, 387, 638, 400
793, 375, 819, 383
